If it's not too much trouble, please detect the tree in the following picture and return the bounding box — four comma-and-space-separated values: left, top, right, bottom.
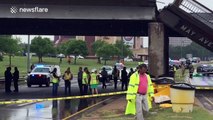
97, 44, 119, 65
57, 42, 69, 55
66, 40, 88, 64
0, 36, 21, 66
92, 40, 107, 64
169, 42, 213, 60
114, 40, 133, 60
31, 36, 55, 63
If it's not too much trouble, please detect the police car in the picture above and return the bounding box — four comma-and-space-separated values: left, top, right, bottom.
27, 65, 61, 87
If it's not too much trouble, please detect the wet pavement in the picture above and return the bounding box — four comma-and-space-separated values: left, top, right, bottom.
0, 79, 124, 120
0, 97, 110, 120
189, 76, 213, 86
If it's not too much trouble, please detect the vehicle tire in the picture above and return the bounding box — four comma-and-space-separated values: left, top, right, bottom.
46, 82, 50, 87
27, 83, 31, 87
46, 78, 50, 87
39, 84, 42, 87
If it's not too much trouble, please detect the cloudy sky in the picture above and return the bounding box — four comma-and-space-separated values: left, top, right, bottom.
14, 0, 212, 46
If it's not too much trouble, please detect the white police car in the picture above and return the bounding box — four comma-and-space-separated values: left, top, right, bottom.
27, 65, 61, 87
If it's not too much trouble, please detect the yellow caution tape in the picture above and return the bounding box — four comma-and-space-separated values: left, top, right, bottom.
0, 91, 127, 105
195, 87, 213, 90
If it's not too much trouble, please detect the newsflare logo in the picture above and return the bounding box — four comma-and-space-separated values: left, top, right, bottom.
10, 6, 18, 14
10, 6, 48, 14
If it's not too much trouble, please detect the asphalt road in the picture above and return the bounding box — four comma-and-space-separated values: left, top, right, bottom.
196, 90, 213, 113
0, 79, 124, 120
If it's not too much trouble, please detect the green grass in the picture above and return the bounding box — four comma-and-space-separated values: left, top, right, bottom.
80, 106, 213, 120
0, 56, 138, 77
146, 106, 213, 120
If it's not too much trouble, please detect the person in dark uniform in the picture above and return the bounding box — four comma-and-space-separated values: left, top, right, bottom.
30, 64, 35, 71
128, 68, 134, 85
121, 67, 128, 90
13, 67, 19, 92
78, 67, 83, 95
189, 64, 194, 79
4, 67, 13, 93
112, 66, 119, 90
101, 67, 108, 89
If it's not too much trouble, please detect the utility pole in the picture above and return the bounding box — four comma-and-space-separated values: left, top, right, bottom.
27, 35, 31, 73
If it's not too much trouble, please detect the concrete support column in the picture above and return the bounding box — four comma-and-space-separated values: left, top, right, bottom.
148, 22, 166, 78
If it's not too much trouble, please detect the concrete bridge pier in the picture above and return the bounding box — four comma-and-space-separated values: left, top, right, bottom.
148, 22, 169, 78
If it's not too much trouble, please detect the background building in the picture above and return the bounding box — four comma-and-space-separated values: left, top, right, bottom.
169, 37, 192, 47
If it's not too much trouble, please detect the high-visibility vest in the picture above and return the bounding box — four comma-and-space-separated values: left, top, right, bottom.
125, 72, 154, 115
138, 62, 144, 65
64, 73, 71, 80
90, 73, 98, 85
82, 72, 88, 85
52, 77, 59, 84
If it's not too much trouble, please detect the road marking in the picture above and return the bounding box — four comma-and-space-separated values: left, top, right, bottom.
202, 95, 213, 106
17, 102, 35, 107
62, 97, 113, 120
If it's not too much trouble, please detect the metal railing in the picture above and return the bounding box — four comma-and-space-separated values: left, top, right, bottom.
174, 0, 213, 29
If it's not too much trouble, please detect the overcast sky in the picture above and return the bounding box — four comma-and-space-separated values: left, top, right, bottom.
14, 0, 213, 47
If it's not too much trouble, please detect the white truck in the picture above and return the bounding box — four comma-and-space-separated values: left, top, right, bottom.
27, 65, 61, 87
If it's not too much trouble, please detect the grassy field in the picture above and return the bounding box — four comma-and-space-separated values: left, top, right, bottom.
0, 56, 138, 77
80, 106, 213, 120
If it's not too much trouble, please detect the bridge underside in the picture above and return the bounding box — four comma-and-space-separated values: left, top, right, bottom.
0, 18, 180, 36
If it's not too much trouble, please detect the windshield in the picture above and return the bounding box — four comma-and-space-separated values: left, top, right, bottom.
33, 68, 49, 73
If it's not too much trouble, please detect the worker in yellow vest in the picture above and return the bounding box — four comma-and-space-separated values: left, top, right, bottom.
82, 67, 90, 95
63, 67, 73, 95
90, 70, 99, 95
125, 64, 154, 120
52, 68, 60, 96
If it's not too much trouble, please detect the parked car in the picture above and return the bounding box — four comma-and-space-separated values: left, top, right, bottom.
197, 64, 213, 76
69, 55, 84, 59
169, 58, 181, 69
27, 65, 61, 87
192, 57, 201, 63
179, 58, 186, 64
124, 57, 133, 62
57, 53, 65, 58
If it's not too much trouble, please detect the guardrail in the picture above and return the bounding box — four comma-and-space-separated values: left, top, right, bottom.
174, 0, 213, 29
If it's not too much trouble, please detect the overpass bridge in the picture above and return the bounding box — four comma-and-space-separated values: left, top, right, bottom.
0, 0, 212, 77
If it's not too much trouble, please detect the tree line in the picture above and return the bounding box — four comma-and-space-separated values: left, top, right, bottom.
169, 42, 213, 60
0, 36, 133, 66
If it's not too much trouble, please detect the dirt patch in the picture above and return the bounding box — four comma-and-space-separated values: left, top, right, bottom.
79, 96, 131, 120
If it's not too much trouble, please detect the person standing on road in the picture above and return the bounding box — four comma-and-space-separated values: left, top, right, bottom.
181, 63, 185, 77
121, 67, 128, 90
125, 64, 154, 120
90, 70, 99, 94
52, 68, 60, 96
4, 67, 13, 93
112, 66, 119, 90
189, 63, 194, 79
82, 67, 89, 95
101, 67, 108, 89
78, 67, 83, 95
13, 67, 19, 92
128, 68, 134, 85
63, 67, 73, 95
